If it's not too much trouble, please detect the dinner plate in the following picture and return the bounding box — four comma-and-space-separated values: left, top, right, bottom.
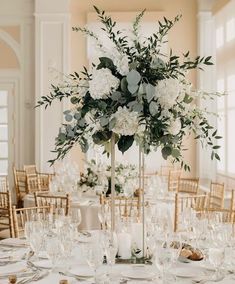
121, 270, 156, 280
32, 259, 52, 269
171, 267, 203, 278
69, 266, 94, 278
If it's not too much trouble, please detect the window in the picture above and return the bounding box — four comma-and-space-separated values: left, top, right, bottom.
0, 90, 9, 175
215, 1, 235, 178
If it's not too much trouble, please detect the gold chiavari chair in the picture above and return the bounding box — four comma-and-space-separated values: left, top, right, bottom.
26, 174, 40, 194
174, 193, 207, 232
159, 165, 174, 177
0, 175, 8, 192
208, 181, 225, 209
197, 208, 235, 224
34, 192, 70, 215
13, 167, 27, 207
0, 190, 14, 238
177, 177, 199, 195
12, 205, 52, 238
24, 165, 37, 175
230, 190, 235, 211
103, 195, 141, 219
37, 173, 53, 192
168, 170, 181, 192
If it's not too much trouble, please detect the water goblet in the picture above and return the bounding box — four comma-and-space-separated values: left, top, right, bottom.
208, 246, 225, 281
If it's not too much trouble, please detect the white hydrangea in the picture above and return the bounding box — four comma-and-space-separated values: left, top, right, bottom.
113, 54, 129, 76
167, 118, 182, 136
155, 78, 182, 109
89, 68, 120, 99
112, 107, 139, 136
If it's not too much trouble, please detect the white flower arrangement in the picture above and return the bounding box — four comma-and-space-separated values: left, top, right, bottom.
37, 6, 222, 170
78, 160, 138, 195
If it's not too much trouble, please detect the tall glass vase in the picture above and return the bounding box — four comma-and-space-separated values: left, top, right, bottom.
139, 146, 145, 260
110, 133, 116, 233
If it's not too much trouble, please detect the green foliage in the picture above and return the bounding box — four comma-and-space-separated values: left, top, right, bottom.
36, 6, 221, 171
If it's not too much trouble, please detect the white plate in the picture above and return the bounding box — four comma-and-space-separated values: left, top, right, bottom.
69, 266, 94, 277
32, 259, 52, 269
171, 267, 202, 278
121, 270, 156, 280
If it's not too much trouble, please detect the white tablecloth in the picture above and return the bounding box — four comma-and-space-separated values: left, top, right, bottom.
23, 193, 101, 230
0, 237, 234, 284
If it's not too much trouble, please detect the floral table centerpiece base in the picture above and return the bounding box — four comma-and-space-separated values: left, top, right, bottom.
37, 6, 222, 261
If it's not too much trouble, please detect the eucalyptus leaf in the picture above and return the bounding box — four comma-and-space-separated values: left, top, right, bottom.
100, 116, 109, 127
132, 102, 143, 113
111, 91, 122, 101
149, 101, 159, 116
109, 117, 116, 130
138, 83, 145, 95
161, 145, 172, 159
172, 148, 180, 158
78, 118, 86, 127
74, 112, 81, 120
58, 133, 66, 142
146, 83, 155, 103
128, 84, 139, 94
121, 78, 128, 93
65, 114, 73, 122
126, 70, 141, 85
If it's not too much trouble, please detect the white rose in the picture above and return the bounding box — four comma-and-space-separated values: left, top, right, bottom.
167, 119, 182, 136
89, 68, 120, 99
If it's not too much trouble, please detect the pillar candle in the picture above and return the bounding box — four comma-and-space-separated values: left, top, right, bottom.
117, 232, 132, 259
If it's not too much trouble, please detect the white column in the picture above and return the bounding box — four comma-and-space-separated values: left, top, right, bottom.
35, 0, 70, 172
197, 7, 217, 183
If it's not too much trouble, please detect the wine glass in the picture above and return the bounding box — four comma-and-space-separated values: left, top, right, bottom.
70, 208, 82, 228
208, 247, 225, 281
25, 221, 44, 260
153, 238, 175, 284
45, 236, 64, 271
103, 231, 118, 278
84, 244, 104, 281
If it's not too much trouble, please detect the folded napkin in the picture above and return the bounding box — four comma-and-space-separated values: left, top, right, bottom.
0, 247, 26, 260
0, 238, 28, 247
0, 261, 29, 278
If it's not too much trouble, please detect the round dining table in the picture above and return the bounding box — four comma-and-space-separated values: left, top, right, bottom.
23, 192, 101, 231
0, 235, 234, 284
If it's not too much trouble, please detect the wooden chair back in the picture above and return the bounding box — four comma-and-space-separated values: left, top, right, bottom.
0, 176, 9, 192
0, 190, 14, 237
197, 208, 235, 224
174, 193, 207, 232
103, 195, 141, 220
208, 181, 225, 209
34, 192, 70, 215
12, 205, 52, 238
177, 177, 199, 195
24, 165, 37, 175
26, 174, 40, 194
13, 167, 27, 205
168, 170, 181, 192
230, 190, 235, 211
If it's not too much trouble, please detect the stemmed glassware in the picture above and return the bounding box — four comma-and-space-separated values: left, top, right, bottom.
83, 243, 104, 282
153, 235, 179, 284
45, 235, 64, 272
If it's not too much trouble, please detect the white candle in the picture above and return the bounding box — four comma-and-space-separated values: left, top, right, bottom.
131, 222, 144, 257
118, 232, 132, 259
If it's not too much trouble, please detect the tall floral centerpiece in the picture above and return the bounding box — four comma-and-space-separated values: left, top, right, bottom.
37, 7, 221, 258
